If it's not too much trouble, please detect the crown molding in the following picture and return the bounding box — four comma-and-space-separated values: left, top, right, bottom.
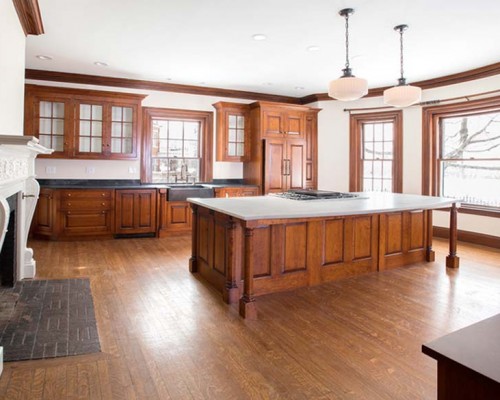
25, 69, 301, 104
26, 62, 500, 105
12, 0, 44, 36
299, 62, 500, 104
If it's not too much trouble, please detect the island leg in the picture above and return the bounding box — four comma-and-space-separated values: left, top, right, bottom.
223, 220, 239, 304
446, 203, 460, 268
189, 204, 198, 273
239, 228, 257, 319
426, 210, 435, 262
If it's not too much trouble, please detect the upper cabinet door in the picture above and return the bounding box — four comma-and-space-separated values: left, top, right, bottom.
262, 109, 286, 136
214, 102, 250, 162
24, 85, 145, 159
285, 110, 305, 137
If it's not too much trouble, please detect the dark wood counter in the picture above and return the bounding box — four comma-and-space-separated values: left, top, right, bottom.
422, 314, 500, 399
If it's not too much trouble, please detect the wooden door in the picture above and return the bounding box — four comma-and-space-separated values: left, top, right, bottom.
287, 139, 306, 190
264, 139, 287, 193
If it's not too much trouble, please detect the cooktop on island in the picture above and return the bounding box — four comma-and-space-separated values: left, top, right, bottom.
271, 190, 361, 201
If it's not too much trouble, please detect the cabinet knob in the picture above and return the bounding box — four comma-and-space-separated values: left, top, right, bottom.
67, 193, 72, 197
102, 202, 106, 206
101, 193, 106, 196
67, 202, 71, 206
67, 211, 71, 215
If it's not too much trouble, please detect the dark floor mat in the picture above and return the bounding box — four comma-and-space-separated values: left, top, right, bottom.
0, 279, 100, 361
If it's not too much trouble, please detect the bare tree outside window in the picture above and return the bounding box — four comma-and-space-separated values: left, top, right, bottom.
440, 111, 500, 207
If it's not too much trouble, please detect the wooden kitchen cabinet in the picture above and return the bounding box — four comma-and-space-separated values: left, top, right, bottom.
115, 189, 157, 234
32, 188, 58, 239
24, 85, 146, 159
264, 138, 307, 193
214, 186, 259, 198
157, 189, 192, 237
213, 102, 250, 162
59, 189, 114, 238
244, 101, 320, 194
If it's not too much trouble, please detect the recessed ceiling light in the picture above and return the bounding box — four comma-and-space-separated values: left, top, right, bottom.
252, 34, 267, 41
307, 46, 320, 52
94, 61, 108, 67
262, 82, 273, 86
36, 55, 53, 61
295, 86, 305, 90
165, 78, 172, 81
199, 82, 206, 85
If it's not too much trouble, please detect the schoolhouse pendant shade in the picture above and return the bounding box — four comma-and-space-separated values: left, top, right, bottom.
383, 24, 421, 107
328, 8, 368, 101
328, 73, 368, 101
383, 84, 422, 107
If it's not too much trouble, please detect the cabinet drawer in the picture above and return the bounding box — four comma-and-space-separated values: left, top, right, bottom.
60, 199, 112, 211
61, 210, 113, 236
60, 190, 112, 199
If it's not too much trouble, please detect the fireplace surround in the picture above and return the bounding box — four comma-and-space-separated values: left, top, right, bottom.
0, 135, 52, 282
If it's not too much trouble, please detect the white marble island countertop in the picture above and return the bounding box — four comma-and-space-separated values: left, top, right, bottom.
188, 192, 459, 221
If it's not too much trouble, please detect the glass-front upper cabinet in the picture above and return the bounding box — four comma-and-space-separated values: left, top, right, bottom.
213, 102, 250, 162
25, 85, 146, 159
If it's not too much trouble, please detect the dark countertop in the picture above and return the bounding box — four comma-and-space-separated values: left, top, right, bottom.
37, 179, 258, 189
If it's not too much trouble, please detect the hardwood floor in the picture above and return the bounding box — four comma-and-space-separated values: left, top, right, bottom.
1, 236, 499, 399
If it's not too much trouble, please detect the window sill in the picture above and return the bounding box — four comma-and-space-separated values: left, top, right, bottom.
458, 205, 500, 218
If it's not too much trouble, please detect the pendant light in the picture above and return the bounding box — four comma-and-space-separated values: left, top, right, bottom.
383, 25, 422, 107
328, 8, 368, 101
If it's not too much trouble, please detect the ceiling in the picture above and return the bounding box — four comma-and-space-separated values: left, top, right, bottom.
26, 0, 500, 98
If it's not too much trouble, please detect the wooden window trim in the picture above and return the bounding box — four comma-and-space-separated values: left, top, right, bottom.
141, 107, 213, 183
422, 95, 500, 218
349, 111, 403, 193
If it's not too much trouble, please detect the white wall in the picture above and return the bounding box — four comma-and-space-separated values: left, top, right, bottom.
317, 74, 500, 237
30, 80, 248, 180
0, 1, 26, 135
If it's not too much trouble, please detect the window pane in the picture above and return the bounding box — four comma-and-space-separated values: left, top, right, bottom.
363, 178, 372, 192
184, 122, 199, 140
374, 142, 383, 159
168, 140, 182, 157
364, 124, 373, 141
183, 140, 198, 157
382, 179, 392, 192
373, 161, 382, 178
441, 160, 500, 207
382, 161, 393, 178
363, 161, 373, 178
383, 123, 393, 141
383, 141, 394, 159
441, 112, 500, 160
169, 121, 183, 139
374, 124, 383, 141
373, 179, 382, 192
364, 142, 374, 160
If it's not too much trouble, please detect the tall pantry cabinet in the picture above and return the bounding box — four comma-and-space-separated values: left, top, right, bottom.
243, 101, 320, 194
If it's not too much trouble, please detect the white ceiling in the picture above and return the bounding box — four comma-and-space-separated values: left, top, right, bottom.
26, 0, 500, 97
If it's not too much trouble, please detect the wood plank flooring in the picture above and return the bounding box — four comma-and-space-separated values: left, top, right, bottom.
0, 236, 499, 399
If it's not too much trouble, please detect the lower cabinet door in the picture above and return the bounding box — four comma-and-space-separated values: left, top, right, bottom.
115, 189, 157, 234
158, 201, 192, 236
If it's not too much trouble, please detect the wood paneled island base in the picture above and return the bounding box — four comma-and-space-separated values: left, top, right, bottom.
189, 193, 459, 318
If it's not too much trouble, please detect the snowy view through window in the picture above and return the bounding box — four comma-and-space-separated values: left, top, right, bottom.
440, 111, 500, 208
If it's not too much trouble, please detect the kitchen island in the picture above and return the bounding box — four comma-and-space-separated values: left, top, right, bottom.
188, 193, 460, 318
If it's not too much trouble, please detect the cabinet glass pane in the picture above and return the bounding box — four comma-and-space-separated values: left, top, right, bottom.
39, 119, 52, 134
39, 102, 52, 118
92, 121, 103, 136
122, 139, 132, 153
79, 137, 90, 152
80, 104, 91, 119
123, 123, 133, 138
111, 122, 122, 137
237, 143, 244, 156
228, 115, 237, 129
111, 138, 121, 153
53, 136, 64, 151
92, 105, 102, 120
39, 135, 50, 148
53, 102, 64, 118
91, 138, 102, 152
237, 130, 244, 142
237, 116, 245, 129
53, 119, 64, 135
169, 121, 183, 139
228, 143, 236, 156
184, 122, 199, 140
123, 107, 133, 122
228, 129, 236, 142
80, 121, 91, 136
111, 106, 122, 121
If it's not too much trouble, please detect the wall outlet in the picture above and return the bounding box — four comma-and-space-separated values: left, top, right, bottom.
128, 167, 137, 174
86, 167, 96, 174
45, 166, 56, 174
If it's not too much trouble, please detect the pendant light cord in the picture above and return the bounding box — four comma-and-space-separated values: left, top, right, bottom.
399, 28, 405, 81
344, 13, 350, 70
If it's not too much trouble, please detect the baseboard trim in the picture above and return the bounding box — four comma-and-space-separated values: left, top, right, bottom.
433, 226, 500, 249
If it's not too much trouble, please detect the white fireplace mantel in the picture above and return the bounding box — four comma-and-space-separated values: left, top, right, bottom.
0, 135, 52, 281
